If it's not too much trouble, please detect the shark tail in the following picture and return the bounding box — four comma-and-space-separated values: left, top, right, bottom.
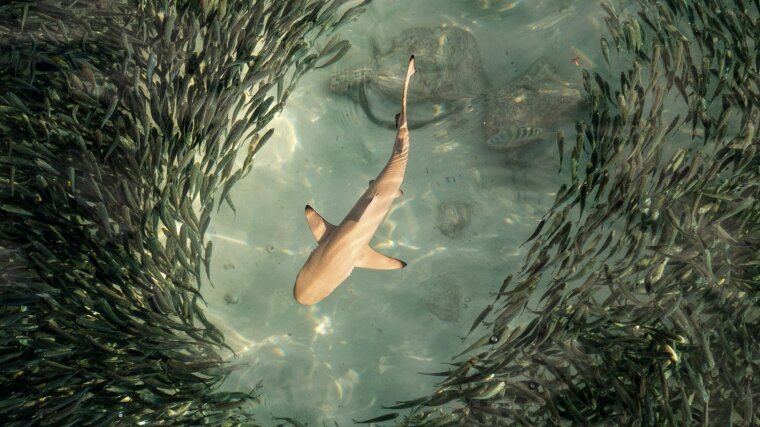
399, 55, 416, 128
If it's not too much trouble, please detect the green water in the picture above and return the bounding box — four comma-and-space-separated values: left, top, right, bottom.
203, 0, 634, 424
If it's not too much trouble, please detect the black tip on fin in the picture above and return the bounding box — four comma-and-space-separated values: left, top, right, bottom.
305, 205, 312, 212
400, 260, 407, 268
395, 113, 400, 128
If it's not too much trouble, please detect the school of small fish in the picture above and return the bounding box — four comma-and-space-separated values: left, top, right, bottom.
369, 0, 760, 425
0, 0, 367, 425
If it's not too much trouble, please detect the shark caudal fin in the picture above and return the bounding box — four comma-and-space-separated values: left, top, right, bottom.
305, 205, 336, 243
398, 55, 416, 129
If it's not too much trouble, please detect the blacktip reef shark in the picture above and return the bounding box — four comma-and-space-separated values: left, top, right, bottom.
294, 55, 416, 305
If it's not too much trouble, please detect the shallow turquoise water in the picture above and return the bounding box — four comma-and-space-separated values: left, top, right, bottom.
202, 0, 635, 424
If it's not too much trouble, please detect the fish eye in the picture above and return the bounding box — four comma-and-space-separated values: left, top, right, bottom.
489, 335, 499, 344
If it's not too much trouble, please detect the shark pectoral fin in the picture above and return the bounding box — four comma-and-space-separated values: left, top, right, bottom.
305, 205, 336, 242
356, 246, 406, 270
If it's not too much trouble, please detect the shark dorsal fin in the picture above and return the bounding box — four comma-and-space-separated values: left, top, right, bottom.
356, 246, 407, 270
305, 205, 336, 243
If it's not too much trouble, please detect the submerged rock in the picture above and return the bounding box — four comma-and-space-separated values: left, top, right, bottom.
330, 25, 585, 150
422, 275, 463, 322
329, 25, 490, 128
330, 25, 489, 102
436, 200, 475, 239
224, 292, 240, 305
482, 59, 587, 151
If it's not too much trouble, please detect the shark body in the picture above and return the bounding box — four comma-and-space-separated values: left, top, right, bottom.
294, 56, 416, 305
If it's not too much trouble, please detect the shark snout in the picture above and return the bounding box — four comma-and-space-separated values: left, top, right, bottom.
293, 263, 326, 306
293, 270, 313, 305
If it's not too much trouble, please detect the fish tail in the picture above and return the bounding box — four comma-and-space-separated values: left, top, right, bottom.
399, 55, 416, 129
